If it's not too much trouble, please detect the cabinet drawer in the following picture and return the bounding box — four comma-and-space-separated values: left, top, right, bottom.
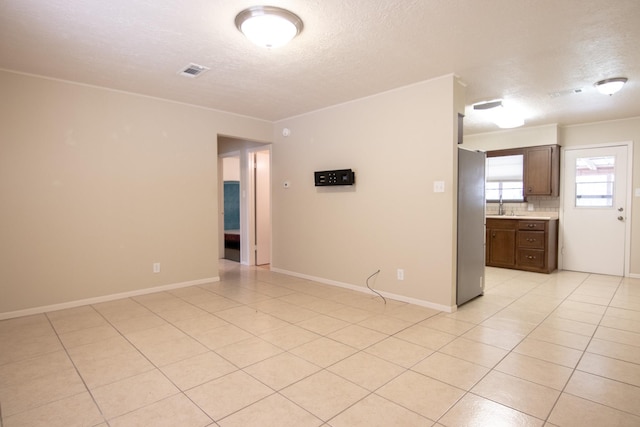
518, 220, 546, 231
518, 231, 545, 249
487, 219, 518, 229
517, 249, 545, 269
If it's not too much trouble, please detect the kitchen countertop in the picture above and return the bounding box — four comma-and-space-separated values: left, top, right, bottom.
486, 215, 558, 220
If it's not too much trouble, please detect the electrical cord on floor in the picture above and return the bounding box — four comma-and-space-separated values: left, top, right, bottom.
366, 269, 386, 304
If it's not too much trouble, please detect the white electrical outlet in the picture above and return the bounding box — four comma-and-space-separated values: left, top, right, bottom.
433, 181, 445, 193
397, 269, 404, 280
153, 262, 161, 273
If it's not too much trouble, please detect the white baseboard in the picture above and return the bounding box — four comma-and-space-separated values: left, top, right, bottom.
0, 277, 220, 320
271, 267, 456, 313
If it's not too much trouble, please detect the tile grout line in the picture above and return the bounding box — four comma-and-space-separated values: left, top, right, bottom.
191, 272, 441, 425
216, 268, 588, 425
211, 303, 408, 424
42, 310, 110, 426
6, 264, 638, 425
431, 271, 593, 425
319, 311, 444, 425
545, 275, 640, 421
91, 298, 220, 425
537, 274, 618, 425
114, 272, 398, 425
46, 298, 207, 425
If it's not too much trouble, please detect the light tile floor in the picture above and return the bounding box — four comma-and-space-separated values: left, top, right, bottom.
1, 262, 640, 426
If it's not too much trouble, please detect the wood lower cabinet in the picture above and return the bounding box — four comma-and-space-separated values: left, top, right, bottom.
486, 218, 558, 273
486, 220, 516, 268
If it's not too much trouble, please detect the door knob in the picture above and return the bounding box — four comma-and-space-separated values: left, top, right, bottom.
618, 216, 624, 221
618, 207, 624, 212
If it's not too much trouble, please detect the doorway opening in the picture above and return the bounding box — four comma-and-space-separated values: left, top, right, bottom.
217, 136, 271, 266
221, 155, 241, 261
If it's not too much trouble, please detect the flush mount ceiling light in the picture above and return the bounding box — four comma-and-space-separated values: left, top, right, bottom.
472, 100, 503, 110
472, 100, 525, 129
595, 77, 628, 95
493, 109, 525, 129
235, 6, 303, 48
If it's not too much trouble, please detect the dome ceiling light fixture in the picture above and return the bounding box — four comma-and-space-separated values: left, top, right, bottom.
235, 6, 303, 49
595, 77, 628, 95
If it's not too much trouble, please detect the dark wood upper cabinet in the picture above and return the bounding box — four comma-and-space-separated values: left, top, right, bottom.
487, 144, 560, 199
524, 145, 560, 197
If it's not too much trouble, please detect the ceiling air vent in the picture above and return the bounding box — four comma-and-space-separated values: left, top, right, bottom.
548, 87, 584, 98
178, 63, 210, 78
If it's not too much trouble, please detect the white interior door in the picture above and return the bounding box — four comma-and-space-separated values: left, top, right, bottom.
254, 150, 271, 265
562, 145, 629, 275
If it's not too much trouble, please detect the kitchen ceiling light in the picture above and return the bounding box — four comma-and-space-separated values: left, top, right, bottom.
595, 77, 628, 95
493, 108, 525, 129
235, 6, 303, 48
472, 99, 525, 129
472, 100, 503, 110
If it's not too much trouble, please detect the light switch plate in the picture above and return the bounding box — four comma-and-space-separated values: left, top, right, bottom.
433, 181, 445, 193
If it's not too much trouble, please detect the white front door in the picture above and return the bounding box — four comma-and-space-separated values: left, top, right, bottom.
562, 144, 629, 275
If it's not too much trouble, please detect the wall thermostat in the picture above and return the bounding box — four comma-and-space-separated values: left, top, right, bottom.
314, 169, 355, 186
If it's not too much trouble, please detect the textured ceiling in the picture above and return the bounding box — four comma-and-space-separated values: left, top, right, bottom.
1, 0, 639, 134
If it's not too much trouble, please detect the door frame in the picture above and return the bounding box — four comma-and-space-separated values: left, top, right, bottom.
559, 141, 633, 276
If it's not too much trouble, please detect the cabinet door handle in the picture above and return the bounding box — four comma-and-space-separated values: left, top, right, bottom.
492, 233, 496, 237
527, 224, 535, 228
526, 238, 536, 242
527, 255, 536, 260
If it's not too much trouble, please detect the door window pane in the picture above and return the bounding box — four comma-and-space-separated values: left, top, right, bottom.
575, 156, 614, 207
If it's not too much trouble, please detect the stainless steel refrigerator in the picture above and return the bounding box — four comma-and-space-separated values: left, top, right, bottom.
457, 147, 486, 306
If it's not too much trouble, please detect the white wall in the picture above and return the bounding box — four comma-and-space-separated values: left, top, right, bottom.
7, 67, 634, 319
0, 70, 272, 317
464, 124, 559, 150
222, 157, 241, 181
270, 75, 464, 311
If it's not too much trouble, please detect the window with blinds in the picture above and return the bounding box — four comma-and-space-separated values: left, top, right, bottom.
485, 154, 524, 202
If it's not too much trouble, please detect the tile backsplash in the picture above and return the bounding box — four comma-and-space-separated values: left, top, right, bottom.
485, 196, 559, 216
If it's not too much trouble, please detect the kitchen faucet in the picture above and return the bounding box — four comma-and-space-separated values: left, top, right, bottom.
498, 195, 504, 215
